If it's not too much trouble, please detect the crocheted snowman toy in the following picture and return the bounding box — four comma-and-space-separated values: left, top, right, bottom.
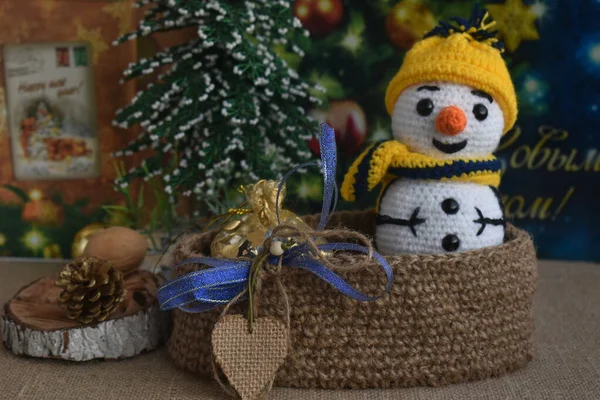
341, 9, 518, 255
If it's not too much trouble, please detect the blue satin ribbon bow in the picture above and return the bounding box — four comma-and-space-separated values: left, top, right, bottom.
157, 123, 394, 313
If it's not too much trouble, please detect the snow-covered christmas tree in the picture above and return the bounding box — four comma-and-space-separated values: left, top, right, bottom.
113, 0, 323, 215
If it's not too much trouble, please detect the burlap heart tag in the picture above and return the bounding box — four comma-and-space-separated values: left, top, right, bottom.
212, 314, 289, 400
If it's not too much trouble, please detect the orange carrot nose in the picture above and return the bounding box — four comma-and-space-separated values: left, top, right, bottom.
435, 106, 467, 136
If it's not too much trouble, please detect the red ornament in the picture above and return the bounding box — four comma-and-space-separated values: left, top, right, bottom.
22, 199, 65, 227
308, 100, 368, 157
294, 0, 344, 38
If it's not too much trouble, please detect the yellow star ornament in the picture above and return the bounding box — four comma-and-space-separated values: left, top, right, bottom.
75, 21, 109, 64
103, 2, 133, 35
488, 0, 540, 52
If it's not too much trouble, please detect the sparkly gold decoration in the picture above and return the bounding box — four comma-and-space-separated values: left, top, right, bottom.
211, 180, 313, 259
385, 0, 436, 50
55, 256, 126, 325
22, 229, 47, 253
487, 0, 540, 52
43, 243, 63, 259
103, 1, 133, 35
75, 21, 109, 64
71, 223, 107, 259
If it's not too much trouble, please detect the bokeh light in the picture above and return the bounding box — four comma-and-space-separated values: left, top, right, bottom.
515, 72, 549, 116
577, 34, 600, 76
530, 1, 548, 20
589, 43, 600, 64
28, 189, 43, 201
341, 32, 363, 54
23, 230, 47, 252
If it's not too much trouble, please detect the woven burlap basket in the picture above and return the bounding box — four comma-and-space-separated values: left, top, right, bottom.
168, 210, 537, 389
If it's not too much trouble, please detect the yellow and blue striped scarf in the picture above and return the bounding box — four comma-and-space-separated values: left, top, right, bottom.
341, 140, 502, 205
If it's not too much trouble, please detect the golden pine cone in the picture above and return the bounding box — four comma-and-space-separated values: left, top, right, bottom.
55, 256, 126, 325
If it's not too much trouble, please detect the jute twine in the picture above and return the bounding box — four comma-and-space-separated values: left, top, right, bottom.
168, 210, 538, 390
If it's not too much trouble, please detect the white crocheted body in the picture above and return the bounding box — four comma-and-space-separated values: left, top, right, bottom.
376, 180, 505, 255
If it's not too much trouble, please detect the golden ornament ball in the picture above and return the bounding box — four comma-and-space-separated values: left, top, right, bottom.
83, 226, 148, 275
71, 223, 107, 258
385, 0, 436, 50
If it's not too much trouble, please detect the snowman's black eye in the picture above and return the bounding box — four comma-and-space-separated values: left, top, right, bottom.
416, 99, 434, 116
473, 104, 488, 121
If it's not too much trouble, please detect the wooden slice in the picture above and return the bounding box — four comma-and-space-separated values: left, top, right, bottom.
2, 270, 171, 361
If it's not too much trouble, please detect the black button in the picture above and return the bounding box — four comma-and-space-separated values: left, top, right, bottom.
442, 234, 460, 252
441, 198, 459, 214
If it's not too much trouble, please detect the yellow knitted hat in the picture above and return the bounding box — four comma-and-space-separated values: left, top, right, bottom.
385, 11, 517, 134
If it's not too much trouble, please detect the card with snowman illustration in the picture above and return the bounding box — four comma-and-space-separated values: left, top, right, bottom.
3, 42, 99, 180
